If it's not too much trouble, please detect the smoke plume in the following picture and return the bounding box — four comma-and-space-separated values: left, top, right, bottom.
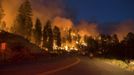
2, 0, 68, 29
113, 20, 134, 41
52, 16, 73, 37
76, 20, 99, 37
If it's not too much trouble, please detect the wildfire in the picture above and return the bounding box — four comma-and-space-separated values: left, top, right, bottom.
53, 40, 79, 52
1, 0, 99, 52
52, 25, 89, 52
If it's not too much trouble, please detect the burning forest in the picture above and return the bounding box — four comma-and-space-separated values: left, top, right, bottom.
0, 0, 134, 63
0, 0, 100, 52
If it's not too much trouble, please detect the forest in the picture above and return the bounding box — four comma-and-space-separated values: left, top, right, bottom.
0, 0, 134, 62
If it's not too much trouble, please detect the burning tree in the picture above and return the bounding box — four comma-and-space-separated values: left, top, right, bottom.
43, 21, 53, 51
13, 0, 33, 40
53, 26, 61, 49
33, 18, 42, 46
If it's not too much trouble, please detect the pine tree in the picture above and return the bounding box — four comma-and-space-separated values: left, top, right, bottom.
53, 26, 61, 47
13, 0, 33, 40
34, 18, 42, 45
43, 21, 53, 51
122, 32, 134, 59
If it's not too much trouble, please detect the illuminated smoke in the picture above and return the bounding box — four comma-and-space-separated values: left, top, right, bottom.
76, 20, 99, 37
3, 0, 22, 28
2, 0, 67, 29
52, 16, 73, 37
32, 0, 66, 25
113, 20, 134, 41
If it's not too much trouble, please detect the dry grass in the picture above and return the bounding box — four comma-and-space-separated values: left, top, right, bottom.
97, 58, 134, 71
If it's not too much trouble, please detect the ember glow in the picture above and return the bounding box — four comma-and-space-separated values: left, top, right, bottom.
1, 42, 6, 51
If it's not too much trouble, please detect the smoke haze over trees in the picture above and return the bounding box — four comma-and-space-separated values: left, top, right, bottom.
0, 0, 134, 62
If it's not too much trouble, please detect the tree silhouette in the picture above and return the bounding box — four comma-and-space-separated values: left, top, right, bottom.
84, 36, 98, 55
122, 32, 134, 59
67, 29, 72, 42
97, 34, 113, 56
13, 0, 33, 40
53, 26, 61, 47
34, 18, 42, 45
43, 21, 53, 51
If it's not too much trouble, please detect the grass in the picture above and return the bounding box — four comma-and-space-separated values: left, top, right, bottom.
97, 58, 134, 71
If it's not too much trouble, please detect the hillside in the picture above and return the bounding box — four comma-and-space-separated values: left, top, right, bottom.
0, 31, 42, 62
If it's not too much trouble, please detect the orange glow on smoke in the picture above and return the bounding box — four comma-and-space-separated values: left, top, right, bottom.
76, 20, 99, 37
113, 20, 134, 41
52, 17, 73, 30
